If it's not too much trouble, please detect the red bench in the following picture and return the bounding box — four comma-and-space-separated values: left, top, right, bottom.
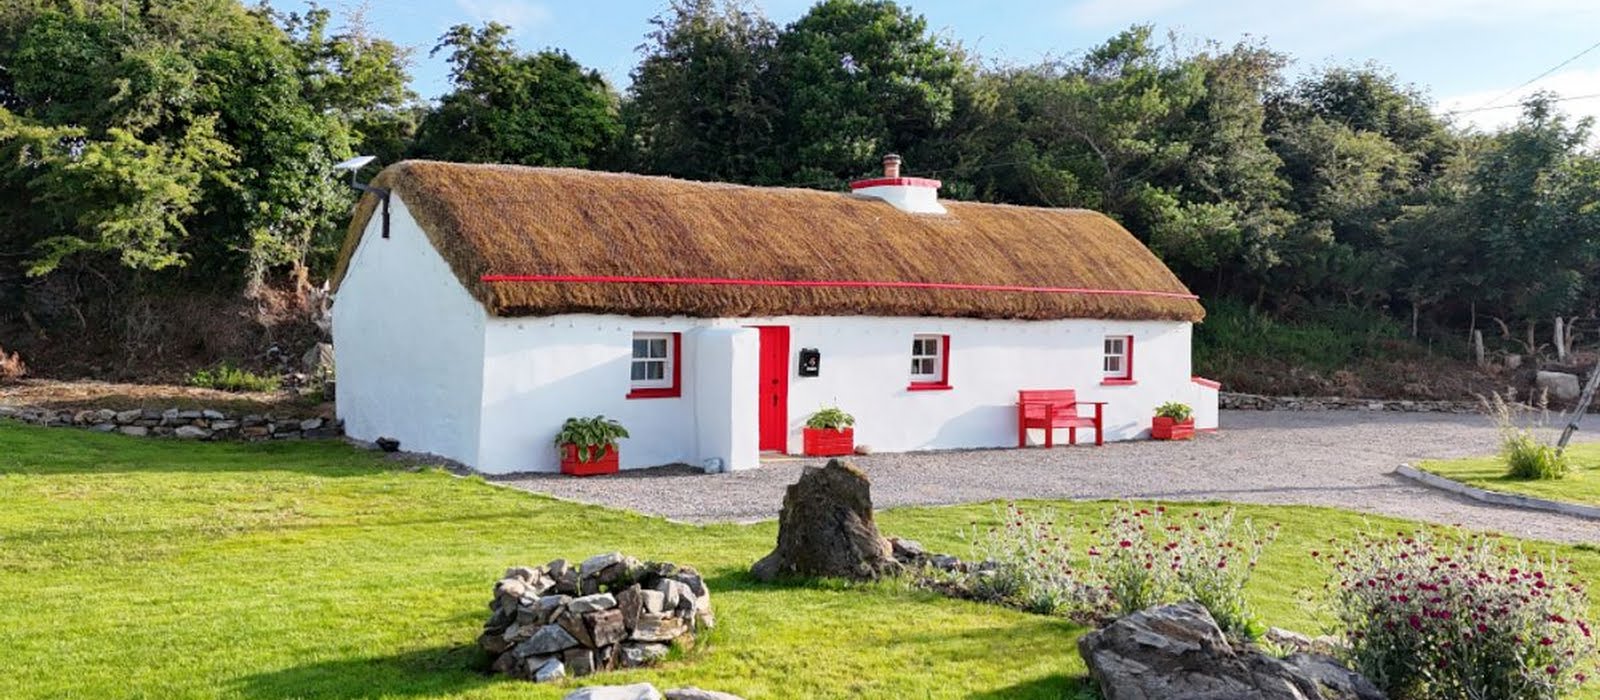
1017, 389, 1105, 447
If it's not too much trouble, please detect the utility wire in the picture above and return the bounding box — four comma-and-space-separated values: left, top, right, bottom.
1442, 91, 1600, 116
1472, 38, 1600, 112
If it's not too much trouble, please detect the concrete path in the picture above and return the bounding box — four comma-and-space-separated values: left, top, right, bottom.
497, 410, 1600, 544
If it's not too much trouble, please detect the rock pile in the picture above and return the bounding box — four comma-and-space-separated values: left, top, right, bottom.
0, 404, 338, 440
1078, 602, 1382, 700
478, 553, 714, 683
751, 458, 901, 582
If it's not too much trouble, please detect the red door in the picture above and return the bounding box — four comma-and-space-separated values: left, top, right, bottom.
755, 326, 790, 452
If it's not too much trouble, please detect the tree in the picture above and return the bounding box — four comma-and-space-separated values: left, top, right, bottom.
767, 0, 976, 186
412, 23, 621, 168
626, 0, 781, 183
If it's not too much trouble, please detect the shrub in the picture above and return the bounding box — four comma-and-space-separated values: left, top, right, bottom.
1090, 505, 1177, 616
1318, 530, 1595, 700
962, 502, 1102, 617
0, 345, 25, 382
186, 363, 280, 392
1154, 401, 1193, 421
554, 415, 629, 462
1483, 391, 1570, 480
1168, 509, 1278, 639
805, 406, 855, 431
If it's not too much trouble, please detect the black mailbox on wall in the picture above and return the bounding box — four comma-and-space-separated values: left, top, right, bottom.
798, 348, 821, 376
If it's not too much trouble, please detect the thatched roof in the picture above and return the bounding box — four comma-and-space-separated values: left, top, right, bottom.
331, 160, 1203, 322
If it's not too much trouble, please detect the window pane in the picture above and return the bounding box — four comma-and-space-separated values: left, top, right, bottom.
631, 362, 647, 380
646, 361, 665, 380
648, 339, 666, 358
1105, 357, 1121, 373
633, 339, 648, 358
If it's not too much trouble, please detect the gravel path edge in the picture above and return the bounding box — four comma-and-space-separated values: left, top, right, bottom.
1394, 464, 1600, 521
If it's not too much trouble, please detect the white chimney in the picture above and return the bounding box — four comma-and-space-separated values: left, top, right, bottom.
849, 153, 945, 215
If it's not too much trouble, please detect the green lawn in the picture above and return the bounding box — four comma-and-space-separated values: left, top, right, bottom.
1421, 442, 1600, 508
2, 422, 1597, 700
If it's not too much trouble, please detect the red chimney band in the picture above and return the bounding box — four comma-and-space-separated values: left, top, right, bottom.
479, 274, 1199, 300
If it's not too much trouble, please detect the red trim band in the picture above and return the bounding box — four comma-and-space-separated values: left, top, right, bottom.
849, 176, 943, 190
480, 274, 1199, 301
1191, 376, 1221, 390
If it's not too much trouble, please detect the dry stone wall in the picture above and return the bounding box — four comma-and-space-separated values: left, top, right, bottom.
0, 404, 340, 440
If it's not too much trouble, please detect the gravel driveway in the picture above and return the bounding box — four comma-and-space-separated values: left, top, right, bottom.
497, 410, 1600, 544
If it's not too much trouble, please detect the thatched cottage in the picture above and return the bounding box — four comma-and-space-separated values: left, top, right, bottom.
331, 157, 1218, 474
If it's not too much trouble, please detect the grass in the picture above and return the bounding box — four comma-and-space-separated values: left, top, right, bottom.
1, 422, 1597, 699
1421, 441, 1600, 508
186, 363, 282, 393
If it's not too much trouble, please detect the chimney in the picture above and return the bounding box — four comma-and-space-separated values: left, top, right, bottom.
848, 154, 946, 215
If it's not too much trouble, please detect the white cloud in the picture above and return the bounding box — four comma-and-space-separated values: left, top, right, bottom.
454, 0, 551, 33
1435, 67, 1600, 134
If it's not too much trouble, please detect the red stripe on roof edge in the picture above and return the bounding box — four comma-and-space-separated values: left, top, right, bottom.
479, 274, 1200, 301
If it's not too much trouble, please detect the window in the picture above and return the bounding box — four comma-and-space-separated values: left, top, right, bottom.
628, 332, 681, 398
908, 334, 951, 390
1103, 335, 1134, 384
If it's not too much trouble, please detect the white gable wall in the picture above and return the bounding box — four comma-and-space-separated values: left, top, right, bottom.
470, 313, 1208, 474
332, 196, 487, 465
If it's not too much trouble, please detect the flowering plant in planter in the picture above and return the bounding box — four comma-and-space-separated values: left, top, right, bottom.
1317, 529, 1594, 699
1152, 401, 1195, 440
803, 406, 855, 456
554, 415, 628, 476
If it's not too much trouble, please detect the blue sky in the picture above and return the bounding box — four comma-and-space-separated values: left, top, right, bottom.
270, 0, 1600, 133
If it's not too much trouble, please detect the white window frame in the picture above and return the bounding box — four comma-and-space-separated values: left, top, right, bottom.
1103, 335, 1131, 379
910, 334, 945, 383
630, 332, 675, 390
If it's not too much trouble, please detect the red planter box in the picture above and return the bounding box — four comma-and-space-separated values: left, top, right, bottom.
1151, 416, 1195, 441
802, 427, 854, 457
559, 443, 619, 476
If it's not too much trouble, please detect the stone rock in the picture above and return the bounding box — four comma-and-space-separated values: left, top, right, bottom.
585, 608, 628, 648
1077, 602, 1382, 700
514, 624, 579, 656
595, 644, 618, 671
532, 656, 566, 683
653, 579, 689, 611
201, 409, 225, 420
1283, 654, 1385, 700
91, 423, 117, 433
664, 689, 746, 700
1537, 371, 1582, 402
615, 584, 645, 628
174, 425, 211, 440
210, 420, 239, 431
563, 647, 596, 677
302, 342, 335, 377
889, 537, 927, 563
639, 589, 666, 614
491, 651, 519, 675
299, 417, 324, 432
119, 426, 149, 437
556, 608, 596, 648
1265, 627, 1314, 653
581, 552, 624, 575
497, 578, 532, 600
619, 643, 670, 668
375, 436, 400, 452
505, 566, 540, 582
569, 593, 617, 613
562, 683, 664, 700
750, 459, 901, 582
631, 612, 687, 642
479, 629, 513, 655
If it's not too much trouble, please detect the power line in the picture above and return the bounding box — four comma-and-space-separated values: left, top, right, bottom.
1442, 91, 1600, 116
1473, 38, 1600, 112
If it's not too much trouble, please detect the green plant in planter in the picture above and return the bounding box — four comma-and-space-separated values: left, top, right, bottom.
805, 406, 855, 432
554, 415, 629, 462
1154, 401, 1193, 422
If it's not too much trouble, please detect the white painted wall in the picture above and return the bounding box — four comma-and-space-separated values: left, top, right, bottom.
468, 313, 1211, 474
332, 196, 488, 466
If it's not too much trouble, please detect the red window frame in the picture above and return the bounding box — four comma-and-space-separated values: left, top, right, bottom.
1102, 334, 1135, 386
626, 331, 682, 399
907, 334, 952, 391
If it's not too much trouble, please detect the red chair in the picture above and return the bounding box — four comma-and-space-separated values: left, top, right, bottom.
1017, 389, 1105, 447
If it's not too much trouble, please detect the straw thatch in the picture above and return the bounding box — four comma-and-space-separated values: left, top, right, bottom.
331, 160, 1203, 322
